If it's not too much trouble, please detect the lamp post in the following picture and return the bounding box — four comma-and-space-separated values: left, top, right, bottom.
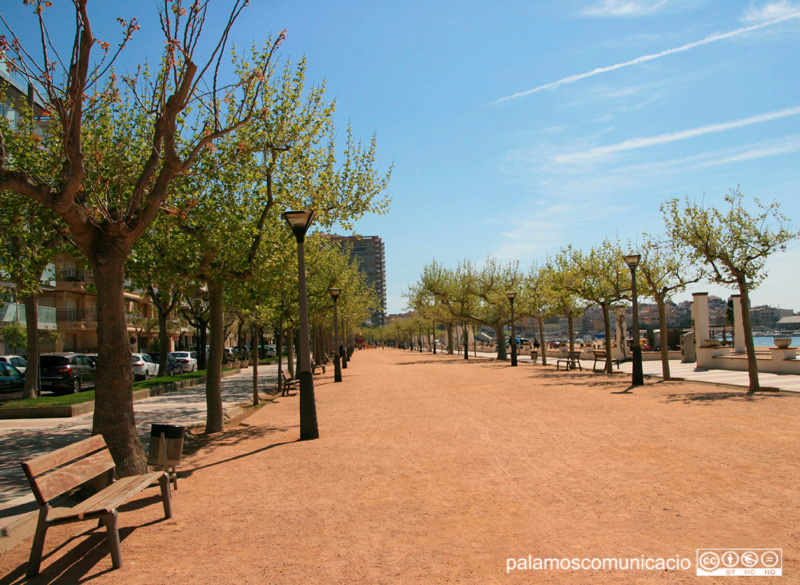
329, 287, 342, 383
283, 209, 319, 439
507, 291, 517, 366
623, 253, 644, 386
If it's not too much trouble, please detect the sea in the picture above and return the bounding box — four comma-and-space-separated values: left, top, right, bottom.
752, 336, 800, 347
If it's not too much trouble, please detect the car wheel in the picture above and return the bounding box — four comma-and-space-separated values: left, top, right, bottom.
72, 378, 81, 394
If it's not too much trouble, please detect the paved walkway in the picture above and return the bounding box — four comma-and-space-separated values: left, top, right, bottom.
460, 348, 800, 392
1, 349, 797, 584
0, 365, 278, 538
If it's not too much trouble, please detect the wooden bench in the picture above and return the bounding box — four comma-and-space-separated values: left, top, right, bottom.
21, 435, 172, 577
279, 368, 298, 396
592, 350, 620, 373
556, 351, 583, 371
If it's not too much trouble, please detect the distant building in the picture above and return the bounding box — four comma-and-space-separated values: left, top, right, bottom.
776, 315, 800, 331
750, 305, 794, 329
321, 234, 387, 326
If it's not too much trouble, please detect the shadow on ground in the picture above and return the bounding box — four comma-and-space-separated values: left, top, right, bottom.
662, 391, 792, 404
0, 516, 167, 585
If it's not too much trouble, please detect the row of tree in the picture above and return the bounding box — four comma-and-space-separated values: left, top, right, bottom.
401, 191, 796, 393
0, 1, 390, 475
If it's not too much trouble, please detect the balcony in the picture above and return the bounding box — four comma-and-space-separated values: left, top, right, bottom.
0, 302, 58, 330
56, 307, 97, 323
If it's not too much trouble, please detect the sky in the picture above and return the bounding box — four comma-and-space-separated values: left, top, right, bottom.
4, 0, 800, 314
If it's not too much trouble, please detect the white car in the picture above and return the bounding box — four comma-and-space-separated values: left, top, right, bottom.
169, 351, 197, 373
131, 353, 159, 380
0, 355, 27, 375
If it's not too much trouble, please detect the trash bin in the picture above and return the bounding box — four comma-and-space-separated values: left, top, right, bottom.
148, 423, 185, 490
530, 350, 538, 364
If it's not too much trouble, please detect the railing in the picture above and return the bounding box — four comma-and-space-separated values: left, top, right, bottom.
56, 307, 97, 322
55, 268, 94, 283
0, 303, 58, 327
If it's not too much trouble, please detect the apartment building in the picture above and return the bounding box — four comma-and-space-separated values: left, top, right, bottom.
321, 234, 387, 326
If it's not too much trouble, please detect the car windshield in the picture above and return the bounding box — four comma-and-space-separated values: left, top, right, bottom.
172, 352, 189, 358
131, 355, 141, 363
40, 356, 69, 367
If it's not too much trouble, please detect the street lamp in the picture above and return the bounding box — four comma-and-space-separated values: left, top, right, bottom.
329, 287, 342, 383
623, 253, 644, 386
507, 291, 518, 366
283, 209, 319, 439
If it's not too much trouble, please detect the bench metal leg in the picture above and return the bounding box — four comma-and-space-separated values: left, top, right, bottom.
159, 473, 173, 518
101, 511, 122, 569
26, 511, 49, 577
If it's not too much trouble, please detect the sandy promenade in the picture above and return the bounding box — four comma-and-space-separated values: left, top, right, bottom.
1, 349, 798, 584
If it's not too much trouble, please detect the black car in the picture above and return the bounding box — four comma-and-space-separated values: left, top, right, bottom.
0, 362, 24, 393
40, 353, 96, 394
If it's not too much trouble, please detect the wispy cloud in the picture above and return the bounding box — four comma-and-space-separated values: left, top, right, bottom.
553, 105, 800, 163
492, 12, 800, 104
743, 0, 800, 22
581, 0, 669, 17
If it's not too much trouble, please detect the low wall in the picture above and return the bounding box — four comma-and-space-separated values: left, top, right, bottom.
697, 346, 800, 374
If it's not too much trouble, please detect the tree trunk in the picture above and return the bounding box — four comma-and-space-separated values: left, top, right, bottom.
463, 322, 469, 360
538, 316, 547, 366
656, 297, 671, 380
602, 302, 613, 374
494, 323, 507, 360
157, 307, 169, 377
288, 327, 295, 378
205, 279, 225, 434
277, 321, 283, 393
567, 310, 575, 352
22, 294, 39, 399
252, 323, 260, 406
91, 254, 147, 476
739, 279, 760, 393
446, 322, 453, 354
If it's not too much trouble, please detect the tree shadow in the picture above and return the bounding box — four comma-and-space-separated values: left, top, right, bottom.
181, 439, 298, 477
662, 391, 792, 404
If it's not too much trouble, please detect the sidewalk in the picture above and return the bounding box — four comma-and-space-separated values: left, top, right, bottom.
0, 364, 279, 548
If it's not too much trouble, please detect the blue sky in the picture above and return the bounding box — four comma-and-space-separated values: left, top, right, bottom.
5, 0, 800, 313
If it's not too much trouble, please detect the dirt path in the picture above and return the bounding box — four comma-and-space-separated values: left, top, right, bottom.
2, 349, 798, 584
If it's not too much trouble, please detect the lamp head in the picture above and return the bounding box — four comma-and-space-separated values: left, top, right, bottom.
506, 291, 517, 301
623, 254, 641, 269
283, 210, 316, 242
329, 287, 341, 301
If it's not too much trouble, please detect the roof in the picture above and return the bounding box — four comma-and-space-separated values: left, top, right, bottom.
777, 316, 800, 325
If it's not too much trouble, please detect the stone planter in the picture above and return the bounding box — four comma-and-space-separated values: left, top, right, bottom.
774, 337, 792, 349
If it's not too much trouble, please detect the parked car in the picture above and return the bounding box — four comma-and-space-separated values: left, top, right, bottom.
147, 353, 183, 376
0, 361, 25, 393
169, 351, 197, 373
131, 353, 159, 380
0, 355, 27, 375
40, 353, 96, 394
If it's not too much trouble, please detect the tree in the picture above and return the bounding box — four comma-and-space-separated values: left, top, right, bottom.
662, 189, 798, 393
556, 242, 629, 373
0, 97, 65, 399
0, 0, 280, 474
519, 263, 559, 366
634, 234, 701, 381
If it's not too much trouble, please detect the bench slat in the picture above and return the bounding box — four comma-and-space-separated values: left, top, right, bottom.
32, 449, 116, 504
47, 472, 166, 523
23, 435, 106, 478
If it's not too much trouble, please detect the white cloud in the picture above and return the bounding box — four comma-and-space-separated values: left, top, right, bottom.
492, 12, 800, 104
581, 0, 669, 17
743, 0, 800, 22
552, 105, 800, 164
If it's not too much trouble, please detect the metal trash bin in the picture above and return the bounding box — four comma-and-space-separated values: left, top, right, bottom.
530, 350, 538, 364
147, 423, 185, 490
